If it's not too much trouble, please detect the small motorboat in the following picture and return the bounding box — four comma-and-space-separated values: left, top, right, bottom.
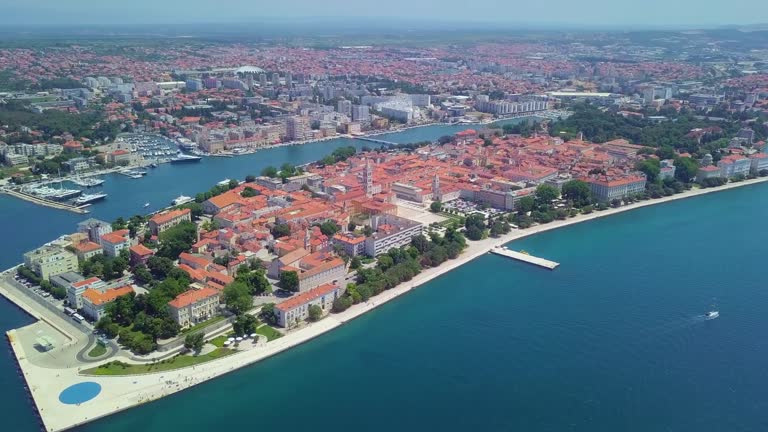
705, 311, 719, 319
143, 202, 150, 208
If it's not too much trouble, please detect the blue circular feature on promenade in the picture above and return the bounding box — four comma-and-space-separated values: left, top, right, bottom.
59, 382, 102, 405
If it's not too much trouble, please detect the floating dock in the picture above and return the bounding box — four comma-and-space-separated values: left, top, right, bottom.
490, 246, 559, 270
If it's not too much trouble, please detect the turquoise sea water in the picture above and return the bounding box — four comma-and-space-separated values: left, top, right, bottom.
67, 182, 768, 432
4, 120, 768, 431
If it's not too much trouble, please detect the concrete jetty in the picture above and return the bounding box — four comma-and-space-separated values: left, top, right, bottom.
1, 189, 89, 214
490, 246, 559, 270
355, 136, 401, 146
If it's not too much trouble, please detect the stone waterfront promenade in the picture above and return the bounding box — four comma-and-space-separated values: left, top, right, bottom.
5, 176, 768, 432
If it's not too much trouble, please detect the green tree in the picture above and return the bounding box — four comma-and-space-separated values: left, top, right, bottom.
318, 221, 340, 236
235, 268, 272, 295
147, 256, 174, 279
261, 166, 278, 178
534, 184, 560, 205
112, 217, 127, 230
464, 213, 487, 241
332, 296, 353, 312
674, 157, 699, 183
635, 159, 661, 183
516, 196, 535, 214
241, 186, 259, 198
308, 304, 323, 322
233, 314, 259, 336
271, 223, 291, 238
245, 175, 256, 183
157, 222, 197, 260
430, 200, 442, 213
350, 256, 362, 270
223, 281, 253, 315
561, 180, 592, 207
279, 271, 299, 292
133, 263, 154, 285
260, 303, 278, 325
184, 332, 205, 354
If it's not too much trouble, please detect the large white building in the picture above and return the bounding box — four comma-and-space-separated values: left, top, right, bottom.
749, 153, 768, 174
285, 116, 311, 141
67, 276, 107, 309
274, 283, 341, 327
81, 285, 134, 321
379, 105, 414, 123
77, 218, 113, 243
364, 214, 423, 256
23, 245, 78, 280
475, 99, 548, 115
718, 155, 751, 178
99, 229, 131, 258
337, 99, 352, 117
168, 288, 221, 329
587, 175, 647, 202
351, 104, 371, 122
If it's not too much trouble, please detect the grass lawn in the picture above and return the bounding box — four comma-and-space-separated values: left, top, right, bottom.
87, 343, 107, 358
181, 316, 226, 335
83, 348, 235, 376
209, 334, 230, 348
256, 324, 283, 341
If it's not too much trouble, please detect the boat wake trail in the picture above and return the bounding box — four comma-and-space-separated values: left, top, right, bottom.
641, 313, 717, 339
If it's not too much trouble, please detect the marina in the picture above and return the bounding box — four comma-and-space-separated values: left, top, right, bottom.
490, 246, 560, 270
114, 133, 179, 163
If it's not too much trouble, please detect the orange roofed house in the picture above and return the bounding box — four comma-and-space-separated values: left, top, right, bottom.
274, 283, 341, 327
129, 243, 154, 266
268, 248, 346, 292
168, 287, 221, 328
149, 208, 192, 235
100, 229, 131, 257
108, 149, 131, 165
72, 240, 103, 262
82, 285, 134, 321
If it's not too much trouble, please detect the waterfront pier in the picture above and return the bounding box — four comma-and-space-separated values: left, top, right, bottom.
0, 189, 89, 214
490, 246, 559, 270
356, 137, 402, 146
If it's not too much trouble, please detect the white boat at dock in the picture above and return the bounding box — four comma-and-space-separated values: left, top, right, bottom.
171, 195, 194, 206
71, 176, 105, 188
74, 193, 108, 205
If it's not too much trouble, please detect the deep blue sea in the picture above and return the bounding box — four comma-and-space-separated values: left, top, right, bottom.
5, 120, 768, 431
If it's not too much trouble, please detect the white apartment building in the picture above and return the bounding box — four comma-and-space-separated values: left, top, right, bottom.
168, 288, 221, 328
274, 283, 340, 327
23, 245, 79, 280
67, 277, 107, 309
364, 214, 423, 256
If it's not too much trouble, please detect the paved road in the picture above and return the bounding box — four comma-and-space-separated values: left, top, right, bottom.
1, 274, 119, 364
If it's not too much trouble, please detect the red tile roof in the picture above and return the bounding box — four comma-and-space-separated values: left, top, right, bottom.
150, 208, 191, 225
275, 283, 339, 312
83, 285, 133, 306
130, 243, 154, 256
168, 287, 220, 309
73, 241, 102, 253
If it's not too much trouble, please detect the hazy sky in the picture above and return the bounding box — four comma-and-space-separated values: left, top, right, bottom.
2, 0, 767, 28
